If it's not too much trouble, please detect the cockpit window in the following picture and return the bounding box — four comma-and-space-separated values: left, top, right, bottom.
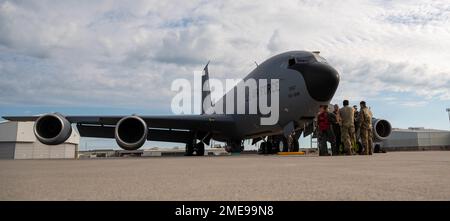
286, 55, 316, 67
288, 58, 296, 66
296, 55, 316, 64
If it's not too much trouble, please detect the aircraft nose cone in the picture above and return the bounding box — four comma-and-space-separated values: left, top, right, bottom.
289, 62, 340, 102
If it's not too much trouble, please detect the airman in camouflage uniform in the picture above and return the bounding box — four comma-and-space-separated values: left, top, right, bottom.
358, 101, 373, 155
353, 105, 360, 146
339, 100, 355, 155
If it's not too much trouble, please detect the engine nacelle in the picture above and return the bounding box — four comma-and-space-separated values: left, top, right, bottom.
34, 113, 72, 145
372, 118, 392, 142
115, 116, 148, 150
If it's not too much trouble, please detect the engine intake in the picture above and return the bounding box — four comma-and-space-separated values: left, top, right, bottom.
372, 118, 392, 142
115, 116, 148, 150
34, 113, 72, 145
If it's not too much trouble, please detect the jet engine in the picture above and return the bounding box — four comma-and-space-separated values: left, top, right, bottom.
372, 118, 392, 142
115, 116, 148, 150
34, 113, 72, 145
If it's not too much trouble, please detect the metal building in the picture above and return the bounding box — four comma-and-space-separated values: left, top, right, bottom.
0, 121, 79, 159
381, 127, 450, 151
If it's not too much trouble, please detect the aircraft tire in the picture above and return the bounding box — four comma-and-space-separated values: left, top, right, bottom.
185, 143, 194, 156
292, 140, 300, 152
195, 142, 205, 156
260, 142, 268, 154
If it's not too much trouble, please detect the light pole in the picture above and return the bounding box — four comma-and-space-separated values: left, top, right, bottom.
447, 108, 450, 128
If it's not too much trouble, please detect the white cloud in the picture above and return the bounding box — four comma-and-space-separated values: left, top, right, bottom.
396, 100, 428, 107
0, 0, 449, 110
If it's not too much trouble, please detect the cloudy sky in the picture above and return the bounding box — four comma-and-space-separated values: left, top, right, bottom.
1, 0, 449, 149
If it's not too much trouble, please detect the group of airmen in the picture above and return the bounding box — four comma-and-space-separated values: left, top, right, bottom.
316, 100, 374, 156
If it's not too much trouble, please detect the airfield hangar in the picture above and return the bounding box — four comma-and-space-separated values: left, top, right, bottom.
381, 127, 450, 151
0, 121, 79, 159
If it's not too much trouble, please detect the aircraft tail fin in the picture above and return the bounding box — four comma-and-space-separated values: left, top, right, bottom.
201, 61, 212, 115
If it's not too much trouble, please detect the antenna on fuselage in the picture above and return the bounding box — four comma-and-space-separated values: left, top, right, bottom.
254, 61, 258, 67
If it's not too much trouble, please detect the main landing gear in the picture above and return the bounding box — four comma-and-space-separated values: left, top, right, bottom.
225, 140, 244, 153
185, 140, 205, 156
258, 135, 299, 154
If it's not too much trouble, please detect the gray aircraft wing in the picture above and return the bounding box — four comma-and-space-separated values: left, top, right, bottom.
2, 114, 235, 143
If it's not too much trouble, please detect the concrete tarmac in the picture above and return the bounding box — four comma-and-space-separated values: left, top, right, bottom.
1, 151, 450, 200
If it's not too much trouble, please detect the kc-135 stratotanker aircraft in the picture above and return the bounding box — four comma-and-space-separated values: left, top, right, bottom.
3, 51, 391, 155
